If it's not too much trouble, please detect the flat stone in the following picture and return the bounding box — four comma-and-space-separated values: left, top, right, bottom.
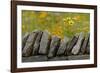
22, 55, 48, 62
48, 56, 68, 61
71, 32, 84, 55
39, 31, 51, 55
48, 36, 61, 58
65, 36, 78, 55
32, 31, 43, 55
57, 37, 69, 56
80, 34, 89, 54
22, 31, 38, 57
22, 33, 29, 50
68, 55, 90, 60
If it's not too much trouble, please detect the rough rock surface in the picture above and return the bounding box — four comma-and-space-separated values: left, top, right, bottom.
48, 56, 68, 61
68, 55, 90, 60
22, 30, 90, 62
32, 31, 43, 55
22, 31, 38, 57
48, 36, 61, 58
80, 34, 89, 54
65, 36, 78, 55
22, 55, 48, 62
22, 33, 29, 50
39, 31, 51, 55
71, 32, 84, 55
57, 37, 69, 56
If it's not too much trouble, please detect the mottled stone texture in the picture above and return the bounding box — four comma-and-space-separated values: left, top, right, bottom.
68, 55, 90, 60
22, 30, 90, 62
32, 31, 43, 55
22, 33, 29, 50
71, 32, 84, 55
80, 34, 89, 54
65, 36, 78, 55
22, 31, 38, 57
39, 31, 51, 55
48, 36, 61, 58
22, 55, 48, 62
57, 37, 69, 56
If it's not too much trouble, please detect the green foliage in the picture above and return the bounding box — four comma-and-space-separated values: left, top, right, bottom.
22, 10, 90, 38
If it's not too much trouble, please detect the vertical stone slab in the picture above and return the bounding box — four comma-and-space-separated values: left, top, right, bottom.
86, 38, 90, 54
48, 36, 61, 58
22, 33, 29, 50
65, 36, 78, 55
80, 34, 89, 54
32, 31, 43, 55
71, 32, 84, 55
39, 31, 51, 55
57, 37, 69, 56
86, 43, 90, 54
22, 31, 38, 57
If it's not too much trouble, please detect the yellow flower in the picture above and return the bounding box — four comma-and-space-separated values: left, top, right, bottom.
63, 17, 71, 23
68, 20, 74, 26
66, 17, 71, 20
51, 25, 64, 39
63, 17, 74, 26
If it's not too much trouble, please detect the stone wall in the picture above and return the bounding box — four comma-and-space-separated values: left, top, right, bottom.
22, 30, 90, 62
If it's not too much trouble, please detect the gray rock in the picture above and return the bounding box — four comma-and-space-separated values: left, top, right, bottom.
39, 31, 51, 55
80, 34, 89, 54
22, 31, 38, 57
22, 55, 48, 62
86, 41, 90, 54
48, 56, 68, 61
57, 37, 69, 56
71, 32, 84, 55
22, 33, 29, 50
65, 36, 78, 55
32, 31, 43, 55
68, 55, 90, 60
48, 36, 61, 58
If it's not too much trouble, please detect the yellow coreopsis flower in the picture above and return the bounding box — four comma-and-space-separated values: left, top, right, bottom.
63, 17, 71, 22
63, 17, 75, 27
51, 25, 64, 39
66, 17, 71, 20
68, 20, 74, 26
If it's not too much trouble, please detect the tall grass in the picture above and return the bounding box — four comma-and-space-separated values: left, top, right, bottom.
22, 10, 90, 38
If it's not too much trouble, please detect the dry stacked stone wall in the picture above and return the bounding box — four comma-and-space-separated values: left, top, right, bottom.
22, 30, 90, 62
